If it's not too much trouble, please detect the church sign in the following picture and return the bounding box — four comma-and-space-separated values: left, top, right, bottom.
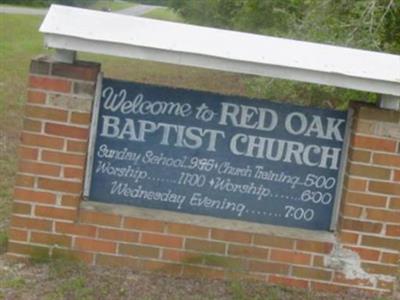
85, 78, 349, 231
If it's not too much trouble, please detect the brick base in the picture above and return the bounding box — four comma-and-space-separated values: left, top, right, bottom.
7, 57, 400, 297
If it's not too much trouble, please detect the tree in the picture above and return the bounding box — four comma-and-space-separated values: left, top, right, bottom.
168, 0, 399, 108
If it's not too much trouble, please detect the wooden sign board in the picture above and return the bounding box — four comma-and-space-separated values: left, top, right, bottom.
85, 78, 350, 231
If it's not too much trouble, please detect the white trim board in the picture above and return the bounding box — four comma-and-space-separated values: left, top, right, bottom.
40, 5, 400, 97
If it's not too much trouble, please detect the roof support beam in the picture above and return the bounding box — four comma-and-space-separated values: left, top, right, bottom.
379, 95, 400, 111
40, 5, 400, 110
53, 49, 76, 63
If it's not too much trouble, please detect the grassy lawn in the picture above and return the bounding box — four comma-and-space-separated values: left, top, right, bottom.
0, 14, 49, 233
89, 0, 135, 12
143, 7, 184, 23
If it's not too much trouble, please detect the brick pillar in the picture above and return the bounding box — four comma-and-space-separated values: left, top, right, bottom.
338, 103, 400, 294
8, 56, 100, 262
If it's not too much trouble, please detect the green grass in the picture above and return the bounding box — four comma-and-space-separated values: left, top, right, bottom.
89, 0, 136, 12
143, 7, 184, 23
0, 14, 49, 235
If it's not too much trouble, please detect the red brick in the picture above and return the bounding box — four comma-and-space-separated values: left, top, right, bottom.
9, 228, 28, 242
211, 228, 251, 244
253, 234, 294, 249
351, 135, 397, 152
348, 163, 391, 180
366, 208, 400, 223
362, 262, 398, 276
341, 205, 363, 218
312, 255, 325, 268
35, 205, 77, 221
269, 275, 309, 289
119, 244, 159, 258
75, 237, 116, 253
98, 228, 139, 242
167, 223, 209, 238
23, 119, 42, 132
377, 279, 395, 291
296, 240, 333, 254
292, 266, 332, 281
31, 231, 71, 247
394, 170, 400, 182
27, 90, 46, 104
25, 105, 68, 122
7, 242, 49, 257
357, 106, 400, 123
228, 244, 269, 259
389, 197, 400, 210
141, 260, 182, 275
29, 75, 71, 93
381, 252, 399, 265
71, 112, 91, 125
80, 210, 121, 227
67, 140, 87, 153
311, 282, 348, 293
270, 249, 311, 265
203, 255, 246, 270
45, 123, 88, 140
96, 254, 140, 269
225, 271, 264, 282
30, 59, 50, 75
12, 202, 32, 215
21, 132, 64, 150
52, 62, 99, 81
14, 188, 56, 204
52, 248, 94, 264
341, 219, 382, 233
141, 232, 182, 248
386, 225, 400, 237
344, 191, 387, 207
338, 231, 359, 245
345, 246, 380, 261
19, 161, 61, 177
64, 167, 84, 180
123, 217, 164, 232
185, 238, 225, 254
373, 153, 400, 168
162, 249, 201, 262
42, 150, 85, 166
333, 272, 373, 287
61, 195, 80, 207
346, 178, 367, 192
10, 215, 52, 231
362, 235, 400, 251
248, 261, 289, 275
15, 174, 35, 187
55, 222, 97, 237
369, 181, 400, 196
38, 178, 82, 194
348, 149, 371, 163
352, 120, 376, 134
18, 146, 38, 160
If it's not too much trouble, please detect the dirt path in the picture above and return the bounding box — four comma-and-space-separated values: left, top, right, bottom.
0, 4, 158, 17
116, 4, 160, 16
0, 6, 47, 15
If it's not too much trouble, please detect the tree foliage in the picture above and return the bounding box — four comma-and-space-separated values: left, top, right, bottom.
168, 0, 399, 108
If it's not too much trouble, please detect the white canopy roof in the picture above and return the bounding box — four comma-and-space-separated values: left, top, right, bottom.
40, 5, 400, 96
